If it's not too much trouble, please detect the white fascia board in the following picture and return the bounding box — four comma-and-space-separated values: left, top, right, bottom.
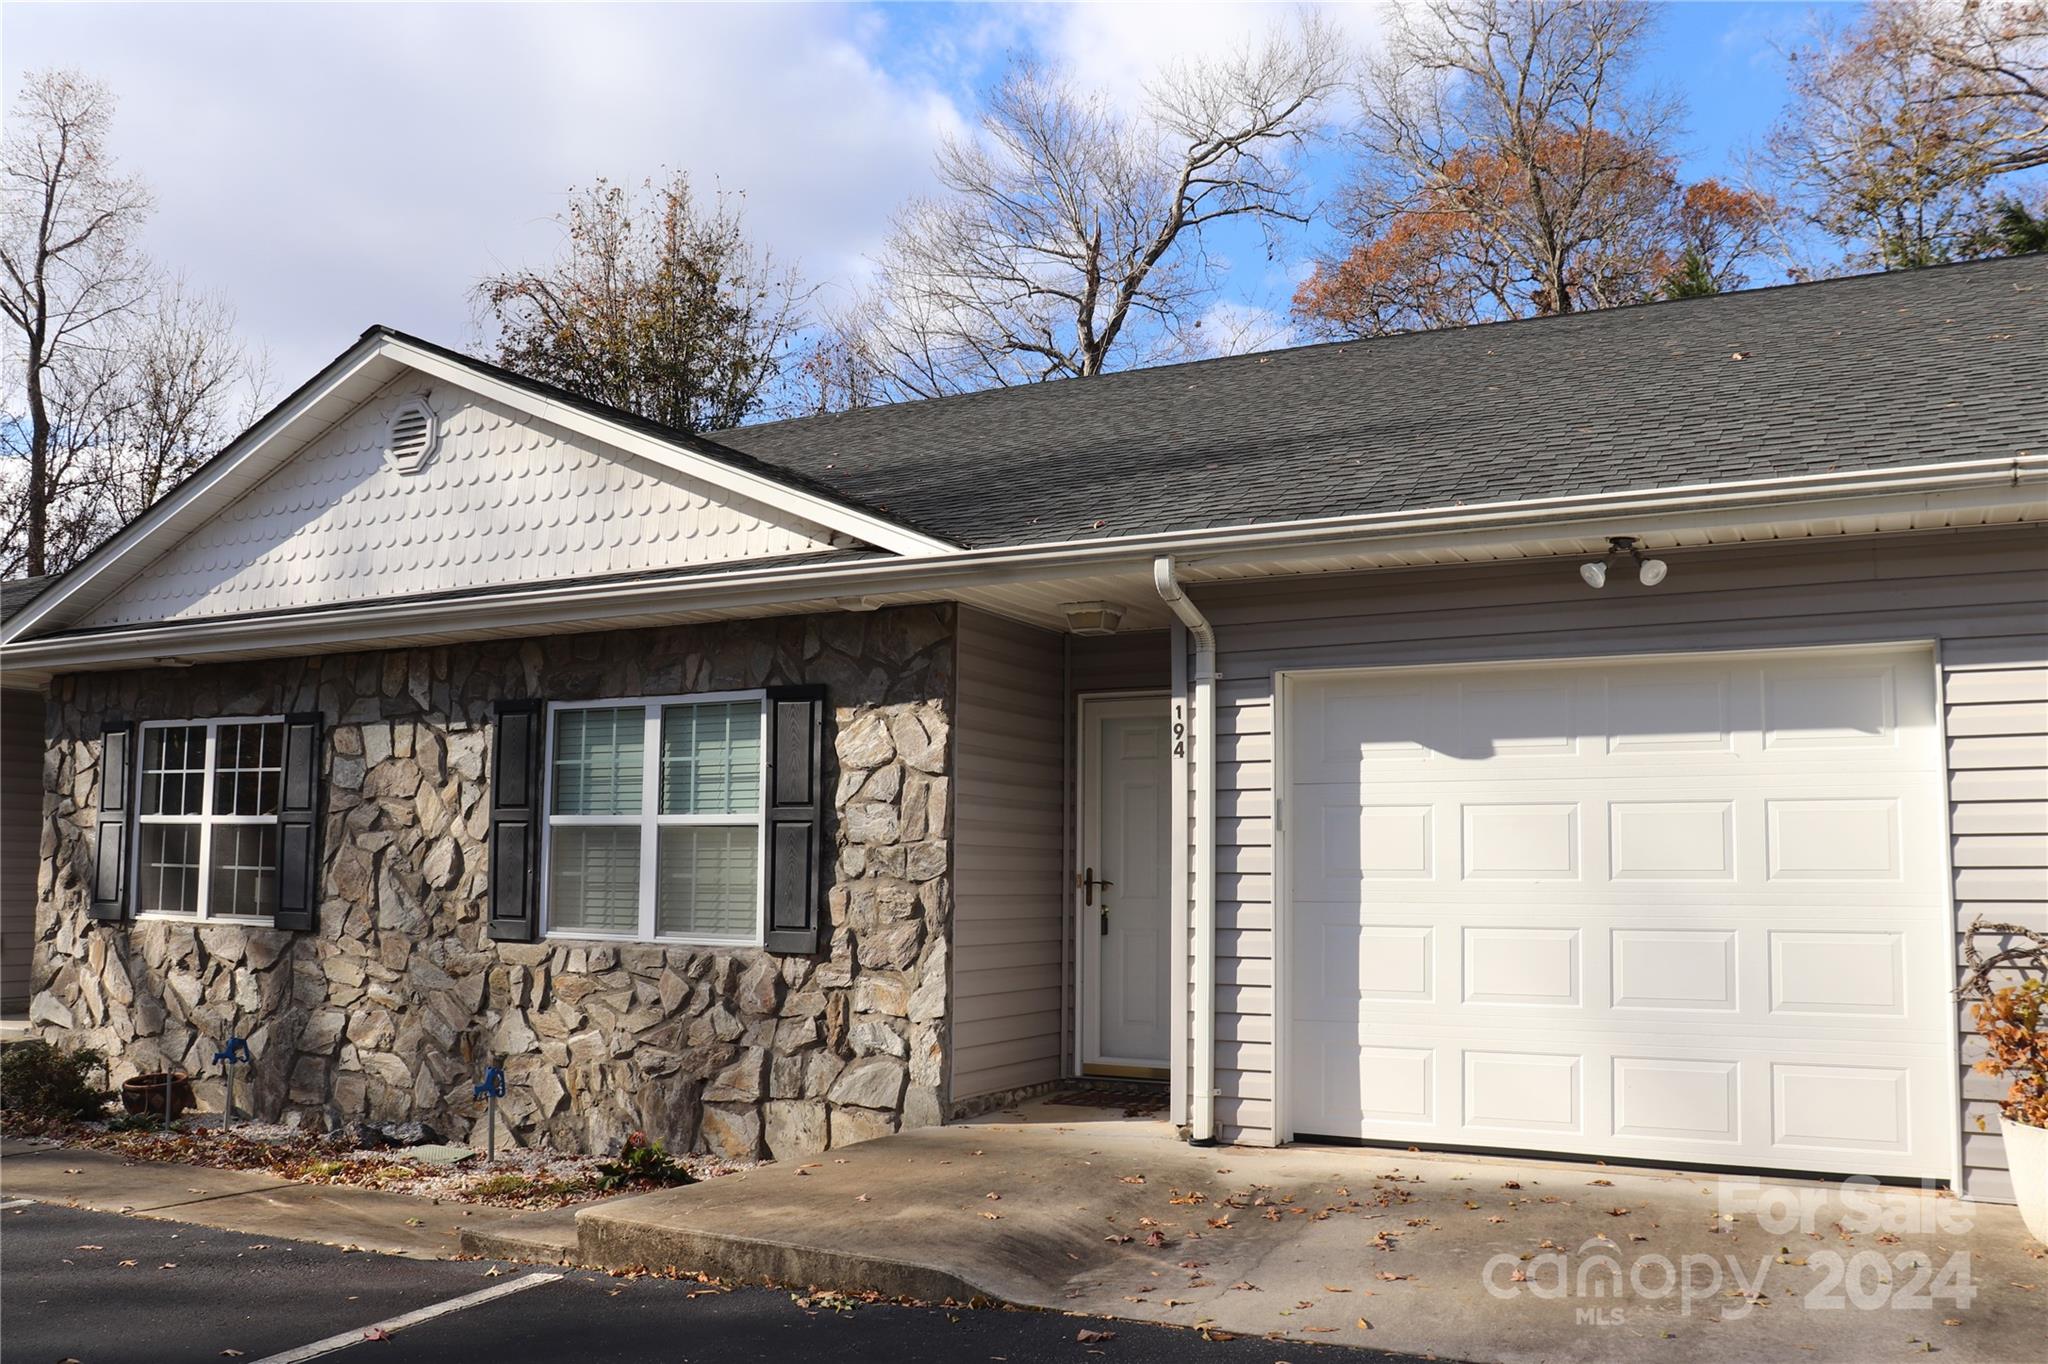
7, 458, 2041, 674
0, 338, 396, 642
379, 339, 954, 558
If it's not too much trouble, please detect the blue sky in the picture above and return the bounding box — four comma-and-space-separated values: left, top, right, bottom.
2, 2, 1841, 394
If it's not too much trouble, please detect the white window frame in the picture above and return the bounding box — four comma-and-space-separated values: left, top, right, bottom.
539, 690, 769, 947
132, 714, 287, 924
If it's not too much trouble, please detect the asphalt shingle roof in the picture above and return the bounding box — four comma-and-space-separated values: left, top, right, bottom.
718, 256, 2048, 548
0, 575, 51, 624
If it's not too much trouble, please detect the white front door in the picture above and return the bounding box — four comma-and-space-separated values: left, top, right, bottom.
1284, 645, 1953, 1179
1081, 696, 1172, 1072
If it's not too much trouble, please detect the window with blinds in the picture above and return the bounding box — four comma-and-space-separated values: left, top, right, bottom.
544, 694, 766, 944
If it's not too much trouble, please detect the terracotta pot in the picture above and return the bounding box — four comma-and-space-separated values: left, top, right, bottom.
2003, 1114, 2048, 1246
120, 1071, 196, 1119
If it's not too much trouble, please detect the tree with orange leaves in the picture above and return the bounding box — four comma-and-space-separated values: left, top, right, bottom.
1296, 0, 1774, 338
1760, 0, 2046, 272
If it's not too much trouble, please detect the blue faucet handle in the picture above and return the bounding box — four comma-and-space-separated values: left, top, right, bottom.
472, 1065, 506, 1100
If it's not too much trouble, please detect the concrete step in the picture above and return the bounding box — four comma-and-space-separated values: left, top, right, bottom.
573, 1184, 990, 1301
456, 1204, 582, 1265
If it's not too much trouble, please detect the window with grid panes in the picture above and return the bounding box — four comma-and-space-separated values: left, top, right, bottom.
134, 719, 285, 919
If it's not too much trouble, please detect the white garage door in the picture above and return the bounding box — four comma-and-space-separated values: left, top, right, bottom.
1285, 645, 1952, 1179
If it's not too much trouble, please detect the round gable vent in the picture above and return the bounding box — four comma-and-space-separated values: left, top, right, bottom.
383, 399, 438, 474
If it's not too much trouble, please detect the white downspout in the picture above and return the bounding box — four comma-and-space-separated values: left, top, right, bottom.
1154, 556, 1218, 1146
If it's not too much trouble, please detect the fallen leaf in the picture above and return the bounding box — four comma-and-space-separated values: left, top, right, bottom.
222, 1352, 246, 1359
981, 1211, 1002, 1220
1502, 1180, 1521, 1190
1323, 1284, 1351, 1293
1357, 1317, 1374, 1330
363, 1326, 393, 1341
986, 1192, 1001, 1201
1590, 1179, 1614, 1187
1076, 1328, 1116, 1343
1607, 1208, 1632, 1217
1119, 1175, 1146, 1185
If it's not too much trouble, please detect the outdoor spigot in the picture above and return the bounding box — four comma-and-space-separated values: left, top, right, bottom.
212, 1036, 253, 1133
472, 1064, 506, 1160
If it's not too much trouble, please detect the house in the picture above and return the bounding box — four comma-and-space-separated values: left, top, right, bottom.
1, 257, 2042, 1201
2, 574, 51, 1024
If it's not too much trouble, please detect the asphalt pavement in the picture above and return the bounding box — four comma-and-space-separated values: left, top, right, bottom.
1, 1201, 1408, 1364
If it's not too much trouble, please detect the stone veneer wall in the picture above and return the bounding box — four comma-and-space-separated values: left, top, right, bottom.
29, 606, 955, 1161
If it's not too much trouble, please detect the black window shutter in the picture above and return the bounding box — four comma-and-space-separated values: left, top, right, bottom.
88, 721, 133, 922
763, 685, 826, 954
488, 699, 544, 942
273, 711, 323, 931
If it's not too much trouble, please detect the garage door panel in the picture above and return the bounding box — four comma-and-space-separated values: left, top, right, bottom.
1284, 646, 1951, 1179
1612, 1056, 1741, 1143
1461, 926, 1581, 1006
1293, 787, 1944, 897
1612, 929, 1740, 1010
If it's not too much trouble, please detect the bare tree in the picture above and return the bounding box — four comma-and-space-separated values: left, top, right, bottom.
96, 282, 270, 529
0, 71, 152, 577
1920, 0, 2048, 175
477, 174, 809, 433
0, 71, 267, 581
1758, 2, 2048, 271
1298, 0, 1718, 336
831, 13, 1342, 402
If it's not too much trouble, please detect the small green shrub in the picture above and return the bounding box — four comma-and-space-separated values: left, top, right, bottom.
0, 1041, 111, 1119
596, 1130, 693, 1191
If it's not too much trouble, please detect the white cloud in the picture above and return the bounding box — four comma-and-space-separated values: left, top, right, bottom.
1015, 1, 1387, 116
1191, 299, 1297, 356
3, 5, 967, 381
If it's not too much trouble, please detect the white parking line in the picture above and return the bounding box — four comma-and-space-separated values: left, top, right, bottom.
249, 1271, 564, 1364
0, 1199, 34, 1211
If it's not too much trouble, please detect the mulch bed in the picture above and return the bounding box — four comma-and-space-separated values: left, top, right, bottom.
0, 1110, 744, 1210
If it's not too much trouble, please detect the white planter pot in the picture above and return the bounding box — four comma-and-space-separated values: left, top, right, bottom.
2002, 1114, 2048, 1245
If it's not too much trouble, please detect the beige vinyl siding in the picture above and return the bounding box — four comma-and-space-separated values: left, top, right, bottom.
1187, 525, 2044, 1199
1071, 631, 1169, 695
1946, 658, 2048, 1203
1, 689, 43, 1011
950, 610, 1067, 1100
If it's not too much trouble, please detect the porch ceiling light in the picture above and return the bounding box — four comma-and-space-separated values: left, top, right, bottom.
1061, 600, 1126, 636
1579, 536, 1667, 590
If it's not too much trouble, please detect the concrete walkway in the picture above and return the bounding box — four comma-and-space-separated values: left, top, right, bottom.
0, 1137, 526, 1258
564, 1095, 2045, 1364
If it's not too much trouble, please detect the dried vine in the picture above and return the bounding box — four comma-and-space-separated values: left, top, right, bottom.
1956, 916, 2048, 1002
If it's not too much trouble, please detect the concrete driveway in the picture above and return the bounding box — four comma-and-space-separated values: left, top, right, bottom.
573, 1094, 2045, 1364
